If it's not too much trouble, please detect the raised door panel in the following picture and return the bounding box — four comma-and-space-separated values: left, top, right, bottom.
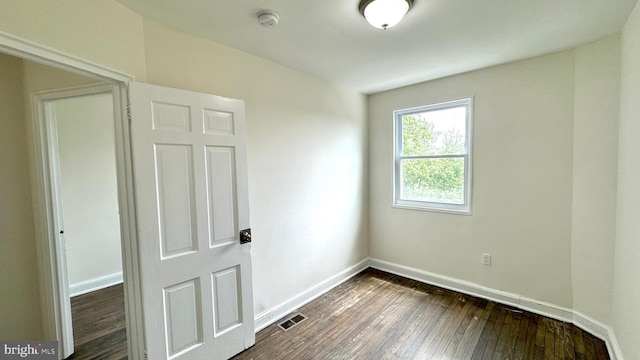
163, 279, 203, 358
153, 102, 191, 132
203, 109, 234, 135
211, 266, 243, 336
206, 146, 237, 247
154, 144, 198, 259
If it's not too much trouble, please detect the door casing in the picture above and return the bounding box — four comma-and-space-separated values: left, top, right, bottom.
32, 84, 132, 358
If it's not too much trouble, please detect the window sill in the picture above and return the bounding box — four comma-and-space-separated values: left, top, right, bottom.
392, 202, 472, 215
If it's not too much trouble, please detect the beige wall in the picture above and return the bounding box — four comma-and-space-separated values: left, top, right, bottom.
0, 53, 42, 339
142, 19, 369, 316
613, 2, 640, 359
571, 35, 620, 324
0, 0, 146, 80
0, 1, 144, 336
1, 1, 638, 355
369, 50, 576, 307
55, 94, 123, 287
22, 61, 97, 93
0, 53, 98, 339
0, 1, 368, 339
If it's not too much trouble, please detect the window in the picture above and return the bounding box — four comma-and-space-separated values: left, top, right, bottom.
393, 98, 472, 214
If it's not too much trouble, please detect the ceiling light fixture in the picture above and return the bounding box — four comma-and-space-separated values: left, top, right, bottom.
359, 0, 413, 30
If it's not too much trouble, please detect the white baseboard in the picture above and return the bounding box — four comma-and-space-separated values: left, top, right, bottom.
573, 311, 624, 360
368, 257, 623, 360
605, 327, 624, 360
250, 257, 623, 359
253, 259, 369, 332
69, 272, 123, 297
368, 258, 574, 321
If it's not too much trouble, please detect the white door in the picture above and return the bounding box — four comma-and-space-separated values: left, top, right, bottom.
129, 82, 255, 360
43, 101, 74, 358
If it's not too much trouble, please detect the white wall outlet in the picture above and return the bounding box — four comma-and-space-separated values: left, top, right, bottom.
482, 253, 492, 266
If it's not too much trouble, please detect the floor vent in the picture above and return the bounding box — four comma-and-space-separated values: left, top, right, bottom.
277, 313, 307, 331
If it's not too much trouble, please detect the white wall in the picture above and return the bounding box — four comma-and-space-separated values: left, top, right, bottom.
612, 2, 640, 359
571, 35, 620, 324
0, 54, 99, 340
368, 50, 576, 307
142, 19, 369, 316
1, 0, 636, 351
0, 0, 145, 335
0, 53, 43, 340
0, 0, 146, 80
54, 94, 123, 288
0, 2, 369, 339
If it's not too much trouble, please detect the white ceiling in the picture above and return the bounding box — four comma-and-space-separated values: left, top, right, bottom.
117, 0, 638, 94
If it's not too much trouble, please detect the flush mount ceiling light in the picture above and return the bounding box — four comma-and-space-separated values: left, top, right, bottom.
359, 0, 414, 30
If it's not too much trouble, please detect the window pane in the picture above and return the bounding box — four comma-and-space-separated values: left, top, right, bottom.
401, 106, 466, 156
400, 157, 465, 204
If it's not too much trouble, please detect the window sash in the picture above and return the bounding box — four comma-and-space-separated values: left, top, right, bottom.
393, 98, 472, 214
398, 154, 466, 160
395, 155, 468, 204
399, 115, 469, 157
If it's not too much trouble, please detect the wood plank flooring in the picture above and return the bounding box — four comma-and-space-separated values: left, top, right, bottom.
66, 284, 127, 360
232, 268, 610, 360
63, 269, 610, 359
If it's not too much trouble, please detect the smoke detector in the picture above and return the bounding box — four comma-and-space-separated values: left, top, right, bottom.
257, 10, 279, 28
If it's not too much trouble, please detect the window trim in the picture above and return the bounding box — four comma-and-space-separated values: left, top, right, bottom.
392, 98, 473, 214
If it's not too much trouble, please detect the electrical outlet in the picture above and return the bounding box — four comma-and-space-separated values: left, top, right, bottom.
482, 253, 492, 266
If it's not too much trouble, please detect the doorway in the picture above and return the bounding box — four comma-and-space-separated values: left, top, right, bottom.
44, 91, 127, 359
1, 30, 254, 360
0, 31, 142, 360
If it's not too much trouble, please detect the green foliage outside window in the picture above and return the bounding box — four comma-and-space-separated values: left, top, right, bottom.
400, 114, 465, 204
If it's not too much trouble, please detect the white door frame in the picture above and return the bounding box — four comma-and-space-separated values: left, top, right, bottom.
32, 84, 130, 358
0, 31, 145, 359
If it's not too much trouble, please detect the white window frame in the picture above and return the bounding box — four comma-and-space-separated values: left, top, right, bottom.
393, 98, 473, 214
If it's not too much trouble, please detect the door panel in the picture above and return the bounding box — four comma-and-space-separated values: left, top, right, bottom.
163, 279, 203, 357
152, 102, 191, 131
203, 110, 234, 135
129, 82, 254, 360
212, 266, 243, 336
155, 144, 198, 259
206, 146, 237, 246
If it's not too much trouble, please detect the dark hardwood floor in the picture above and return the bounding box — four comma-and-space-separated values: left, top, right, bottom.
233, 268, 610, 360
63, 269, 610, 360
66, 284, 127, 360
